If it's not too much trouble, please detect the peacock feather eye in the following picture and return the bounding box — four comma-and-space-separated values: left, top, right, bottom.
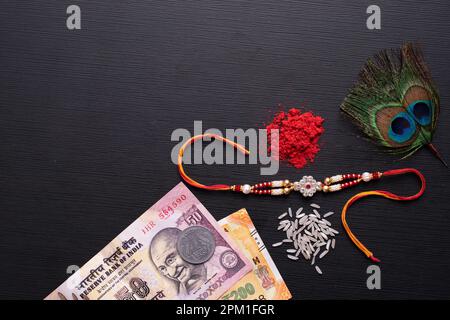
340, 43, 442, 161
407, 100, 432, 126
388, 112, 416, 143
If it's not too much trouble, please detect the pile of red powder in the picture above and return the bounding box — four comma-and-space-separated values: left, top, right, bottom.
266, 108, 324, 169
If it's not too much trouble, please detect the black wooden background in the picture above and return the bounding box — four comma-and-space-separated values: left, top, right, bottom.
1, 1, 449, 300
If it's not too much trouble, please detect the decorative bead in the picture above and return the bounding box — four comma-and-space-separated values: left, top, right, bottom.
283, 187, 292, 195
271, 180, 284, 188
242, 184, 252, 194
329, 184, 342, 192
254, 182, 269, 189
329, 175, 343, 184
297, 176, 319, 197
324, 177, 331, 185
271, 188, 284, 196
322, 185, 329, 192
361, 172, 372, 182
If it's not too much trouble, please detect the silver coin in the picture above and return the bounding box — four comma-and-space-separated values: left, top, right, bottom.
177, 226, 216, 264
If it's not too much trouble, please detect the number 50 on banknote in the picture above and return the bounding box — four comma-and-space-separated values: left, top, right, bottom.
46, 183, 252, 300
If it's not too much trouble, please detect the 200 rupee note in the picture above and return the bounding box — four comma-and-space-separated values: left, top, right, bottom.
219, 208, 292, 300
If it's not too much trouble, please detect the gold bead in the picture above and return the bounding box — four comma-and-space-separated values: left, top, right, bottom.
324, 177, 331, 185
283, 179, 290, 186
283, 187, 292, 195
322, 185, 330, 192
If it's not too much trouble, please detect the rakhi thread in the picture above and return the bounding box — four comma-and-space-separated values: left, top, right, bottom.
177, 134, 426, 261
177, 133, 248, 191
341, 168, 425, 262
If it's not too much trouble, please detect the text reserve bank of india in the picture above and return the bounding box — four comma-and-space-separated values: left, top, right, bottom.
45, 182, 252, 300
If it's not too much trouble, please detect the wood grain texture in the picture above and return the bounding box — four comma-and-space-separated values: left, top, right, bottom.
0, 1, 449, 299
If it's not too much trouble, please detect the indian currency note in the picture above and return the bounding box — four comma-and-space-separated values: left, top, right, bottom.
45, 182, 252, 300
219, 208, 292, 300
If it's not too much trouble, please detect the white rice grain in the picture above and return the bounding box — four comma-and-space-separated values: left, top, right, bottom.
319, 250, 329, 259
278, 212, 288, 219
315, 266, 323, 274
323, 211, 334, 218
274, 204, 337, 274
313, 209, 321, 218
272, 242, 283, 247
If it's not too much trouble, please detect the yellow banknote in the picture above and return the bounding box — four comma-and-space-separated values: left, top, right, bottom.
219, 208, 292, 300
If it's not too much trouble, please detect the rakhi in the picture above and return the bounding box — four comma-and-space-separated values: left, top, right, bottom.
178, 134, 426, 262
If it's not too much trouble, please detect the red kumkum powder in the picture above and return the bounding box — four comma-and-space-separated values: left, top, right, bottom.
266, 108, 324, 169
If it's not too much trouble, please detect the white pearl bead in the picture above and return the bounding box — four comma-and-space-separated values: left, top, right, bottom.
242, 184, 251, 194
361, 172, 372, 182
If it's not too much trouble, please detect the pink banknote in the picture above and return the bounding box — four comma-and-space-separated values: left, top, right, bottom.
45, 182, 252, 300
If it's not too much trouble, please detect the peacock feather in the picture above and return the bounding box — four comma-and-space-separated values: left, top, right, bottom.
341, 43, 446, 166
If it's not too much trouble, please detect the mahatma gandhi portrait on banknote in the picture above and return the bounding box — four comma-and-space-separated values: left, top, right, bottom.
46, 183, 251, 300
149, 227, 235, 296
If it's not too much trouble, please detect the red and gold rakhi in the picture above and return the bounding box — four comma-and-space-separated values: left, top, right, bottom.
177, 133, 426, 262
230, 171, 382, 197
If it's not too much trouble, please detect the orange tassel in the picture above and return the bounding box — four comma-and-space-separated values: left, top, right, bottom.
341, 168, 425, 262
177, 133, 250, 191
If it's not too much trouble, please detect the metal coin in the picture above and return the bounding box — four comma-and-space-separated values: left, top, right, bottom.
177, 226, 216, 264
